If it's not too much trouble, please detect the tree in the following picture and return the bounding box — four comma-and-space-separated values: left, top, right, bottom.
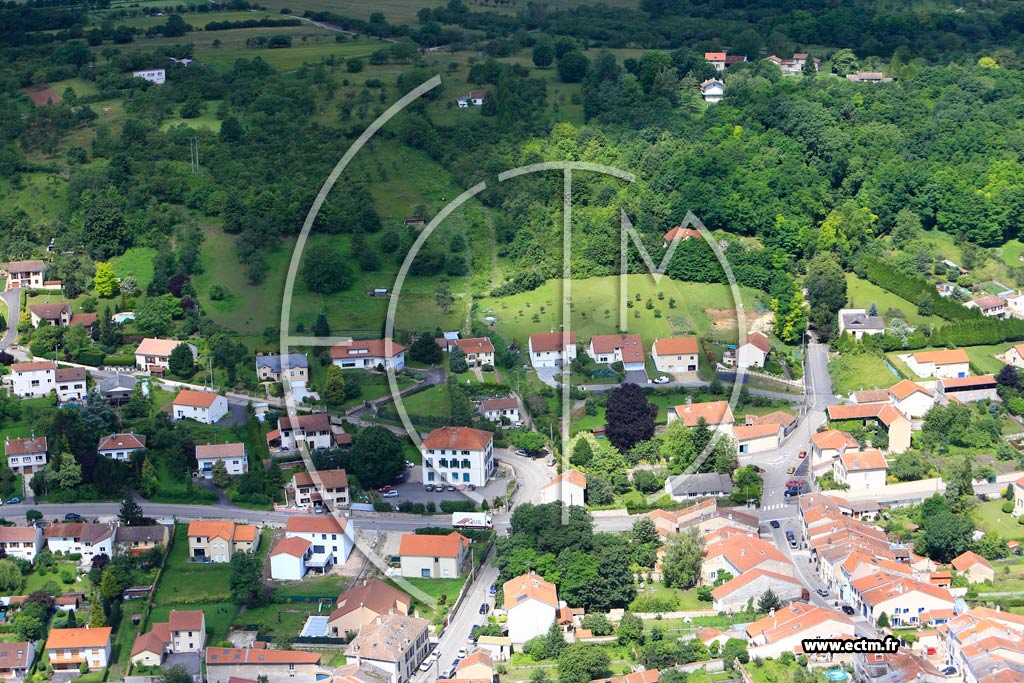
805, 253, 847, 340
100, 563, 130, 601
25, 509, 42, 523
168, 342, 195, 377
604, 383, 655, 453
409, 333, 443, 365
229, 550, 264, 606
891, 451, 930, 482
135, 294, 175, 337
631, 516, 660, 567
757, 589, 782, 613
302, 246, 354, 294
323, 365, 346, 405
533, 42, 554, 67
13, 615, 42, 641
876, 611, 890, 628
660, 670, 689, 683
557, 644, 611, 683
580, 613, 613, 636
312, 313, 330, 338
558, 51, 590, 83
220, 116, 243, 143
160, 665, 193, 683
211, 460, 231, 488
449, 347, 468, 374
56, 454, 82, 490
542, 619, 566, 659
571, 438, 593, 467
731, 465, 762, 504
661, 528, 703, 588
435, 280, 454, 314
93, 261, 118, 297
616, 612, 644, 646
830, 48, 859, 76
920, 508, 974, 563
118, 498, 144, 526
350, 427, 404, 488
0, 559, 23, 593
721, 639, 749, 668
632, 469, 661, 494
801, 54, 817, 76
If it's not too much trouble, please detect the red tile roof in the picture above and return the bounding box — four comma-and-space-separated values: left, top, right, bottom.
169, 610, 205, 632
270, 536, 311, 558
663, 226, 701, 242
543, 469, 587, 490
173, 389, 220, 408
941, 374, 996, 389
329, 339, 406, 359
504, 572, 558, 608
4, 436, 46, 456
529, 332, 577, 352
454, 337, 494, 354
951, 550, 992, 572
46, 627, 112, 650
838, 449, 887, 471
97, 433, 146, 451
911, 348, 969, 366
672, 400, 733, 427
889, 379, 932, 400
589, 334, 644, 362
711, 568, 801, 599
399, 531, 468, 558
285, 516, 347, 535
423, 427, 493, 451
740, 332, 771, 353
733, 423, 782, 441
652, 336, 699, 355
11, 361, 55, 373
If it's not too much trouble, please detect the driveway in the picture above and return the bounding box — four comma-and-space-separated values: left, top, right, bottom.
0, 289, 20, 349
533, 366, 562, 388
623, 368, 649, 384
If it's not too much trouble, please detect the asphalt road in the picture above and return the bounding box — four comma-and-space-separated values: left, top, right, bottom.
0, 289, 20, 349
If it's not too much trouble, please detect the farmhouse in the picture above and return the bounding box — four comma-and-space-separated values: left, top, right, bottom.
651, 336, 699, 375
539, 469, 587, 507
504, 572, 558, 645
0, 525, 42, 561
290, 468, 350, 511
737, 332, 770, 368
195, 442, 248, 479
187, 521, 259, 563
399, 531, 470, 578
255, 353, 309, 383
97, 433, 146, 461
135, 338, 197, 372
421, 426, 495, 488
28, 302, 71, 328
55, 367, 87, 403
586, 333, 645, 371
328, 579, 411, 638
904, 349, 970, 379
480, 397, 520, 425
838, 308, 885, 339
938, 375, 999, 403
9, 360, 56, 398
5, 435, 47, 475
171, 389, 228, 424
888, 379, 935, 419
206, 648, 323, 683
700, 78, 724, 102
345, 614, 430, 683
528, 331, 577, 368
45, 627, 112, 671
766, 53, 821, 75
833, 449, 888, 490
6, 260, 46, 289
330, 339, 406, 371
44, 523, 115, 560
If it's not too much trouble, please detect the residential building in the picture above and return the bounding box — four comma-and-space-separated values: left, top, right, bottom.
504, 572, 559, 644
663, 226, 700, 244
9, 360, 56, 398
6, 260, 46, 289
0, 642, 34, 678
586, 334, 645, 371
195, 442, 248, 479
0, 526, 42, 561
114, 525, 168, 556
186, 521, 259, 563
456, 91, 487, 107
851, 574, 954, 626
528, 332, 577, 368
940, 607, 1024, 683
330, 340, 406, 371
269, 537, 315, 581
97, 433, 146, 462
132, 68, 166, 84
45, 627, 112, 671
667, 400, 735, 436
345, 614, 430, 683
651, 336, 699, 375
845, 72, 893, 83
206, 648, 323, 683
737, 332, 770, 368
766, 53, 821, 75
98, 373, 136, 405
172, 389, 228, 424
851, 388, 890, 404
745, 411, 796, 436
421, 426, 495, 488
733, 423, 782, 454
328, 579, 411, 639
938, 375, 1000, 403
449, 338, 495, 367
44, 523, 115, 560
55, 367, 87, 402
480, 397, 520, 425
702, 534, 793, 584
454, 651, 494, 681
539, 469, 587, 507
826, 403, 912, 453
70, 313, 97, 331
837, 308, 885, 339
398, 531, 470, 578
810, 429, 859, 474
904, 349, 970, 379
699, 78, 724, 102
28, 302, 71, 328
135, 338, 197, 372
704, 51, 746, 70
1002, 343, 1024, 368
273, 413, 332, 451
290, 468, 349, 510
888, 380, 935, 418
282, 515, 354, 570
5, 435, 46, 475
833, 449, 887, 490
951, 551, 994, 584
255, 354, 309, 383
712, 568, 804, 613
130, 610, 205, 666
474, 636, 511, 663
965, 294, 1009, 318
664, 473, 733, 501
746, 604, 854, 658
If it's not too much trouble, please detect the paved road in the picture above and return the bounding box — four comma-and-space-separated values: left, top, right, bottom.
0, 289, 20, 349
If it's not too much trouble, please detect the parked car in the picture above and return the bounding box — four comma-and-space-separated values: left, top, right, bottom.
816, 588, 829, 597
786, 480, 800, 487
457, 648, 468, 659
468, 484, 476, 491
64, 512, 82, 521
424, 485, 435, 492
784, 490, 798, 498
378, 485, 393, 493
787, 466, 796, 474
545, 458, 556, 466
801, 588, 810, 601
798, 450, 807, 458
489, 583, 496, 595
446, 485, 457, 491
514, 449, 528, 456
770, 520, 780, 529
6, 498, 19, 505
652, 376, 670, 384
940, 667, 957, 677
479, 603, 488, 614
419, 661, 432, 672
382, 490, 399, 498
841, 605, 856, 616
405, 461, 415, 468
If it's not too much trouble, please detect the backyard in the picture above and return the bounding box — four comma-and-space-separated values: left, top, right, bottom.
974, 499, 1024, 541
828, 352, 901, 396
844, 273, 943, 328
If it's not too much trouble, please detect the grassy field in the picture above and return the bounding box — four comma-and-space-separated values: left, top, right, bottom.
258, 0, 639, 24
48, 78, 99, 98
271, 574, 349, 598
111, 247, 160, 291
386, 576, 467, 623
845, 273, 943, 327
160, 100, 225, 132
974, 499, 1024, 541
828, 352, 901, 396
887, 344, 1010, 379
23, 562, 80, 593
999, 239, 1024, 269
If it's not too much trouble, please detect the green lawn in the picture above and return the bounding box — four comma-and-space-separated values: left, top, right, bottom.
24, 562, 80, 593
845, 273, 943, 327
160, 100, 224, 133
235, 602, 326, 639
828, 352, 901, 396
385, 576, 466, 622
999, 239, 1024, 268
0, 397, 56, 438
48, 78, 99, 98
111, 247, 160, 291
974, 499, 1024, 541
888, 344, 1010, 379
271, 574, 349, 599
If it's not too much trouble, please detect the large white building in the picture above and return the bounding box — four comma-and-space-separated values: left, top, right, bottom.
195, 442, 248, 479
0, 525, 43, 561
172, 389, 228, 424
280, 516, 355, 574
9, 361, 56, 398
330, 339, 406, 371
43, 523, 115, 561
46, 627, 112, 671
851, 573, 954, 627
132, 68, 166, 84
421, 426, 495, 488
273, 413, 333, 451
888, 379, 935, 418
527, 332, 576, 369
504, 573, 558, 645
135, 338, 197, 372
539, 470, 586, 507
746, 604, 855, 658
904, 348, 970, 379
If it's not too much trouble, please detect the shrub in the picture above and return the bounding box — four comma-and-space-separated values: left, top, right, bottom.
209, 283, 228, 300
1003, 501, 1014, 514
103, 355, 136, 367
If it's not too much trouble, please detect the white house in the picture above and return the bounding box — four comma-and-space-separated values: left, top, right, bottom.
45, 627, 112, 671
965, 294, 1008, 318
28, 302, 71, 328
290, 468, 350, 511
43, 523, 115, 561
9, 361, 56, 398
195, 442, 248, 479
269, 536, 314, 581
667, 400, 735, 437
746, 604, 854, 658
273, 413, 333, 451
132, 69, 166, 84
810, 429, 858, 475
135, 338, 197, 372
255, 353, 309, 383
6, 259, 46, 289
651, 336, 699, 376
55, 367, 87, 403
528, 332, 577, 369
449, 337, 495, 367
5, 435, 47, 475
733, 423, 782, 454
206, 648, 322, 683
282, 516, 355, 572
130, 610, 206, 667
345, 614, 430, 683
737, 332, 770, 369
480, 397, 520, 425
766, 53, 821, 75
852, 574, 954, 626
699, 78, 724, 102
399, 531, 470, 578
421, 426, 495, 488
904, 349, 970, 379
702, 535, 794, 584
665, 472, 734, 501
504, 572, 558, 644
539, 470, 586, 507
1003, 343, 1024, 369
97, 433, 147, 462
887, 379, 935, 418
833, 449, 887, 490
0, 525, 43, 561
950, 551, 994, 585
586, 333, 645, 371
330, 339, 406, 371
838, 308, 885, 340
172, 389, 228, 424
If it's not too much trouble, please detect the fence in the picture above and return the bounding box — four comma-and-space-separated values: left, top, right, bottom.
717, 368, 806, 391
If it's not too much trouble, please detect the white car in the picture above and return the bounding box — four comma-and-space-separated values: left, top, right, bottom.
457, 648, 468, 658
652, 376, 670, 384
405, 460, 415, 468
418, 661, 432, 672
382, 490, 399, 498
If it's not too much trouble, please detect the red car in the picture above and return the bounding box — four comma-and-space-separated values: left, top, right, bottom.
798, 450, 807, 458
378, 485, 393, 493
786, 480, 800, 487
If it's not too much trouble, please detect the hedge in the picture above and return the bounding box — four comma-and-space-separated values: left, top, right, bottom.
103, 355, 136, 366
860, 256, 980, 322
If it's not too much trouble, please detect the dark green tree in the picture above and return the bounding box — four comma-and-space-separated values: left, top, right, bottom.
118, 498, 144, 526
349, 427, 404, 488
229, 550, 264, 606
167, 343, 195, 377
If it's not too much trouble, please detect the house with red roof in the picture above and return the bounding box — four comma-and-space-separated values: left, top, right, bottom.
903, 348, 970, 379
46, 627, 112, 670
662, 226, 700, 244
888, 380, 935, 418
651, 336, 700, 376
586, 334, 645, 372
206, 648, 324, 683
737, 332, 770, 369
712, 568, 804, 613
97, 433, 147, 462
528, 332, 577, 369
951, 551, 994, 584
734, 422, 783, 455
810, 429, 859, 475
172, 389, 228, 424
539, 470, 586, 507
826, 403, 912, 453
330, 339, 406, 371
282, 515, 354, 571
504, 572, 558, 644
9, 360, 55, 398
28, 302, 71, 328
667, 400, 735, 436
833, 449, 888, 490
850, 574, 954, 626
399, 532, 470, 578
135, 338, 197, 372
938, 374, 999, 403
130, 610, 206, 667
746, 603, 854, 658
702, 535, 793, 584
421, 426, 495, 488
